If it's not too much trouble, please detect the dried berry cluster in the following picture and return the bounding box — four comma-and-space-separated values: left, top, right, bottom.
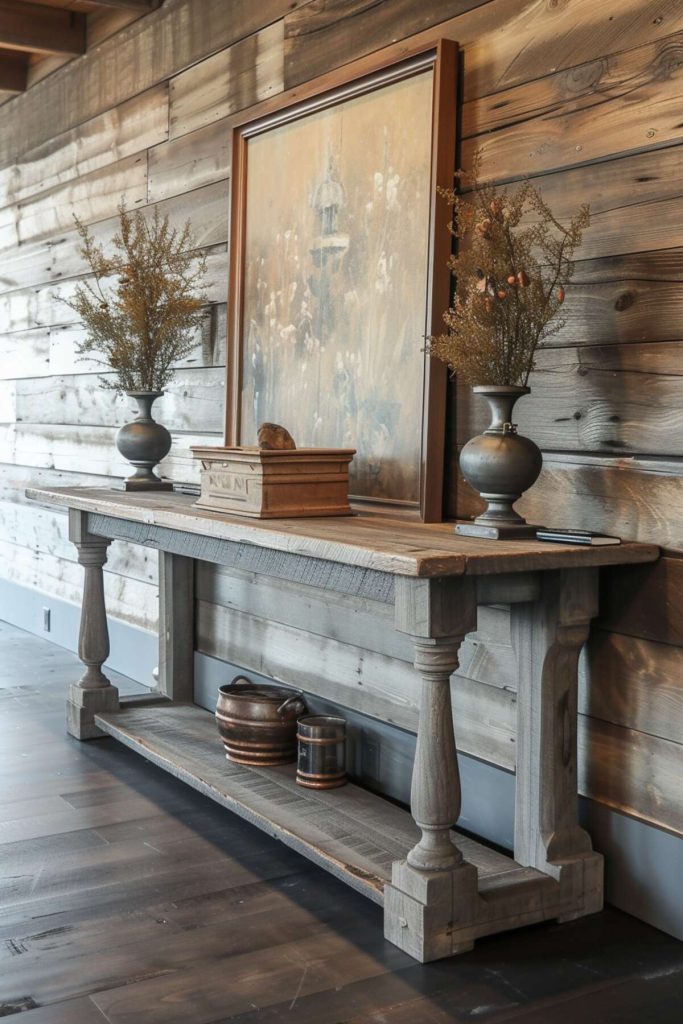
429, 157, 589, 387
65, 204, 208, 395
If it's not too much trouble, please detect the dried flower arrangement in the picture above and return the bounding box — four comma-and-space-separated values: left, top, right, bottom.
429, 156, 590, 387
65, 204, 208, 395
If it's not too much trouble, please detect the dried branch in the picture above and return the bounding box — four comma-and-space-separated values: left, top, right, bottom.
62, 202, 208, 396
429, 155, 590, 387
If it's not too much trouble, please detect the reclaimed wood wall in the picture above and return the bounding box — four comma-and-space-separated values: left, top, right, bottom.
0, 0, 681, 843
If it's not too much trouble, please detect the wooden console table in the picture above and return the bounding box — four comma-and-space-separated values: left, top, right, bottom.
26, 486, 658, 962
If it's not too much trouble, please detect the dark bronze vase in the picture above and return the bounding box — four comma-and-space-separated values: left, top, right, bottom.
455, 385, 542, 540
115, 391, 173, 491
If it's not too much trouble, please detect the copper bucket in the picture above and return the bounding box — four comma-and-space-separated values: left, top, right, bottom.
215, 676, 306, 765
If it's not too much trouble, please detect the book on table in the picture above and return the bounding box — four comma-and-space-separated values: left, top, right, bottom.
536, 528, 621, 546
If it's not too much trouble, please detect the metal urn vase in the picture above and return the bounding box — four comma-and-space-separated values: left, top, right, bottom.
115, 391, 172, 491
456, 385, 542, 540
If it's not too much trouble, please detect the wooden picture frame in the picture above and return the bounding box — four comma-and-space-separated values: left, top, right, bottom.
225, 38, 458, 521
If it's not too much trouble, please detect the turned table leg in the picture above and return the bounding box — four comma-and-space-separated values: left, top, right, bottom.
66, 509, 119, 739
384, 577, 480, 962
511, 567, 603, 917
407, 638, 466, 873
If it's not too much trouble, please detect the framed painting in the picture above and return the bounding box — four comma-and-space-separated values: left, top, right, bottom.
225, 38, 458, 521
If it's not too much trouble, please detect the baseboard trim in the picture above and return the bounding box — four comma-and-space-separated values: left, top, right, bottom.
0, 576, 157, 686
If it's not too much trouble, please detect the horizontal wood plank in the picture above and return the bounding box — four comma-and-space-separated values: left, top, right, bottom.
456, 343, 683, 457
283, 0, 683, 105
0, 84, 168, 212
598, 556, 683, 646
0, 153, 148, 252
6, 368, 225, 432
452, 452, 683, 551
148, 123, 230, 204
467, 29, 683, 180
169, 20, 283, 139
579, 716, 683, 834
197, 596, 517, 769
581, 628, 683, 745
0, 0, 296, 168
0, 538, 157, 630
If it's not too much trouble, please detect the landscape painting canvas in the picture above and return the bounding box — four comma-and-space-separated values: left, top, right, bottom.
239, 68, 435, 507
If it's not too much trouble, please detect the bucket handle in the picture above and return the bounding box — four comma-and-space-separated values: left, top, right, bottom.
227, 675, 304, 715
228, 675, 253, 688
277, 692, 305, 714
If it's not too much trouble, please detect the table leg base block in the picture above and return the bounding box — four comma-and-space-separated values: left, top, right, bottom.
384, 859, 479, 962
554, 851, 604, 920
67, 684, 120, 740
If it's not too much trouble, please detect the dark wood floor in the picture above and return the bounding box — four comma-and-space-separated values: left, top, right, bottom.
1, 622, 682, 1023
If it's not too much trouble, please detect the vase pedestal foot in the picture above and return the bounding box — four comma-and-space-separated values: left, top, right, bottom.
455, 521, 541, 540
123, 477, 173, 492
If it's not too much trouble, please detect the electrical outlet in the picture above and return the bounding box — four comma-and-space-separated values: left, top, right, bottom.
42, 607, 51, 632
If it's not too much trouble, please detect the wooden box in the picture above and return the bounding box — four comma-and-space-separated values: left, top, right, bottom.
191, 446, 356, 518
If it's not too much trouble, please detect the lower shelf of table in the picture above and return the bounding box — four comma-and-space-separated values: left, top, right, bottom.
94, 702, 557, 911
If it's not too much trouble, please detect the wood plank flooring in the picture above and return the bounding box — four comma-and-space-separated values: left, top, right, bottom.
0, 621, 682, 1023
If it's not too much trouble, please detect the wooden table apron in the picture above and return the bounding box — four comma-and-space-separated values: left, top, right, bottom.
25, 487, 659, 963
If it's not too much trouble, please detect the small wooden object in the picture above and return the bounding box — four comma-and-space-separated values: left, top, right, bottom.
191, 445, 356, 518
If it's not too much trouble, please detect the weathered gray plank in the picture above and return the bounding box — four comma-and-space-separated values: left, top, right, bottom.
457, 343, 683, 456
0, 538, 157, 630
9, 369, 225, 432
453, 452, 683, 551
169, 20, 283, 139
148, 125, 230, 204
0, 423, 213, 483
0, 154, 148, 252
197, 596, 518, 769
196, 561, 517, 689
0, 499, 158, 585
0, 0, 296, 168
0, 85, 168, 211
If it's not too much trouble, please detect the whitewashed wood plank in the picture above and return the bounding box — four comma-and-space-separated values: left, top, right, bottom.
169, 21, 284, 139
0, 498, 158, 585
0, 154, 149, 253
0, 381, 15, 424
0, 539, 157, 630
148, 124, 230, 204
0, 85, 168, 211
47, 182, 230, 285
0, 423, 214, 483
0, 460, 124, 502
12, 368, 225, 432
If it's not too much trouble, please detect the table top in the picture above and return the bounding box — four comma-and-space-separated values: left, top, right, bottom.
26, 486, 659, 578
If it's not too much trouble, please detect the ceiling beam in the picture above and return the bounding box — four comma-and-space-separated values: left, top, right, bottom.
0, 1, 86, 57
89, 0, 158, 9
0, 46, 26, 92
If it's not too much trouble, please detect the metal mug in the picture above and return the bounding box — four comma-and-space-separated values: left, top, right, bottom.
296, 715, 347, 789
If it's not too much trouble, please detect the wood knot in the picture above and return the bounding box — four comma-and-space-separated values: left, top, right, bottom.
614, 291, 635, 312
